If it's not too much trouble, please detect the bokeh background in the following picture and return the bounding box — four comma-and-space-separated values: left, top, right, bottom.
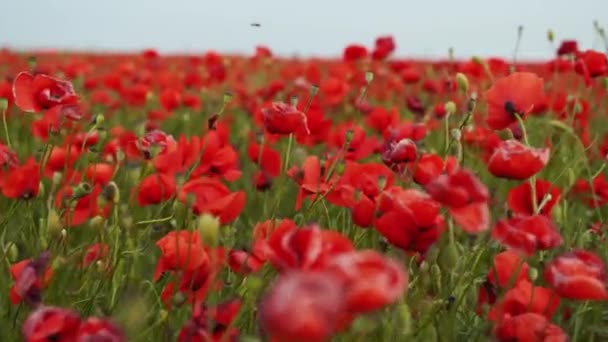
0, 0, 604, 59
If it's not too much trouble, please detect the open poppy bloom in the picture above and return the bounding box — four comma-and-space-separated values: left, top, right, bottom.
575, 50, 608, 85
488, 140, 550, 180
10, 252, 53, 306
179, 300, 241, 342
507, 180, 561, 216
343, 44, 368, 61
2, 158, 40, 199
494, 313, 569, 342
425, 168, 490, 233
544, 250, 608, 300
484, 72, 545, 130
76, 317, 125, 341
382, 138, 417, 169
262, 102, 310, 135
12, 72, 78, 113
492, 215, 563, 256
136, 173, 177, 206
259, 270, 347, 342
489, 280, 560, 321
22, 306, 81, 342
179, 177, 246, 224
322, 250, 407, 313
478, 251, 530, 314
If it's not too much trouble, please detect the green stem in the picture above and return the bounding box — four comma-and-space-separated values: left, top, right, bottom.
2, 107, 11, 148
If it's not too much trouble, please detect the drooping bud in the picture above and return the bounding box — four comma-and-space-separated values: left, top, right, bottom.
72, 182, 92, 199
102, 181, 120, 204
365, 71, 374, 84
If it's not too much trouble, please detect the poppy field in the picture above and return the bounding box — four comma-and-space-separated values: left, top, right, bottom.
0, 32, 608, 341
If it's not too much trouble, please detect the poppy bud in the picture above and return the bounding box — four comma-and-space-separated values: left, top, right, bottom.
455, 72, 469, 93
472, 56, 484, 65
96, 260, 105, 273
92, 113, 105, 126
159, 309, 168, 322
365, 71, 374, 84
102, 181, 120, 204
444, 101, 457, 116
61, 229, 67, 240
431, 264, 443, 293
5, 242, 18, 262
397, 303, 412, 336
47, 210, 63, 237
602, 77, 608, 91
197, 213, 220, 247
73, 182, 92, 199
528, 267, 539, 281
450, 128, 461, 141
28, 56, 37, 71
173, 292, 187, 307
121, 216, 134, 231
290, 95, 298, 107
52, 172, 63, 186
310, 84, 319, 97
438, 239, 460, 273
467, 92, 477, 113
37, 181, 45, 198
0, 98, 7, 110
547, 30, 555, 42
223, 91, 233, 105
89, 215, 105, 232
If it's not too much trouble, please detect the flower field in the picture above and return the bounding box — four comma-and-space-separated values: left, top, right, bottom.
1, 33, 608, 341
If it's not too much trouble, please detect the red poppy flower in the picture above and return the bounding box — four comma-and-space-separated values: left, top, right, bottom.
264, 223, 354, 272
556, 40, 578, 56
365, 106, 399, 134
179, 177, 245, 224
323, 250, 407, 313
492, 215, 563, 256
374, 187, 444, 254
22, 306, 81, 342
494, 313, 569, 342
154, 230, 208, 280
136, 173, 176, 206
291, 155, 342, 210
13, 71, 78, 113
544, 250, 608, 300
425, 168, 490, 233
478, 250, 530, 314
247, 141, 281, 177
128, 129, 176, 160
412, 153, 446, 185
82, 243, 110, 267
85, 163, 114, 186
159, 88, 182, 112
76, 317, 125, 342
179, 300, 241, 342
372, 35, 396, 60
575, 50, 608, 79
259, 270, 346, 342
2, 158, 40, 199
320, 77, 349, 106
489, 280, 560, 321
488, 140, 550, 180
343, 44, 368, 61
10, 253, 53, 306
484, 72, 545, 130
188, 132, 242, 182
507, 179, 561, 216
262, 102, 310, 135
382, 138, 417, 169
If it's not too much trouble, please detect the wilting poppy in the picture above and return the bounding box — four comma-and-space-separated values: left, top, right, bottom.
544, 250, 608, 300
488, 140, 550, 180
13, 72, 78, 113
259, 270, 346, 342
492, 215, 563, 255
484, 72, 545, 130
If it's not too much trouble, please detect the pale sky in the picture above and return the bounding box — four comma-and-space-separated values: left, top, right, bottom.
0, 0, 604, 59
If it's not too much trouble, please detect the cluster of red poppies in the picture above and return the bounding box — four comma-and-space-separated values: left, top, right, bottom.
0, 33, 607, 341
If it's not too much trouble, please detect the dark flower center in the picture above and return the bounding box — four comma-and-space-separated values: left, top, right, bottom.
504, 101, 517, 116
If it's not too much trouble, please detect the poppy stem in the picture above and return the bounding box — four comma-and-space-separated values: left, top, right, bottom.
514, 113, 539, 214
1, 107, 11, 149
283, 134, 294, 174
